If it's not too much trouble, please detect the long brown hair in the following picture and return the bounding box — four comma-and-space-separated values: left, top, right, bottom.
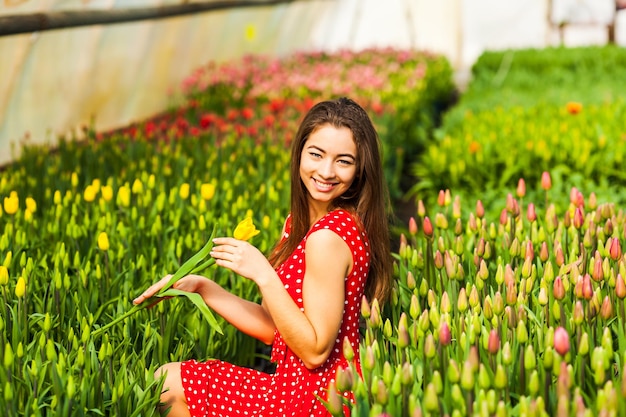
268, 97, 393, 304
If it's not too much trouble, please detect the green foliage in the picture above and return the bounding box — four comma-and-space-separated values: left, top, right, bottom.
412, 45, 626, 208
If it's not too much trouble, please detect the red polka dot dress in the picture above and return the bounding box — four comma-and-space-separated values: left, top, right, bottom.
181, 209, 370, 416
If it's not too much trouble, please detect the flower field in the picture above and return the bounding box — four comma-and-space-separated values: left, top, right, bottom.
2, 46, 626, 416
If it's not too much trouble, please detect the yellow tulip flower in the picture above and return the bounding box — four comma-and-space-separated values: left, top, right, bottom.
0, 265, 8, 285
3, 192, 18, 215
25, 197, 37, 212
83, 185, 97, 202
98, 232, 110, 251
201, 183, 216, 200
15, 276, 25, 298
233, 217, 260, 241
179, 183, 190, 200
101, 185, 113, 201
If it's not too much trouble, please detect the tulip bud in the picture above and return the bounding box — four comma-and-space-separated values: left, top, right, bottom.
494, 364, 507, 389
361, 295, 371, 319
572, 300, 585, 325
342, 337, 355, 362
600, 296, 613, 320
408, 216, 418, 236
423, 217, 433, 238
435, 213, 448, 230
423, 382, 439, 412
447, 358, 460, 384
460, 360, 475, 391
553, 327, 570, 356
502, 341, 512, 365
326, 380, 343, 416
414, 199, 425, 218
488, 329, 500, 354
457, 287, 468, 313
553, 276, 565, 300
478, 364, 491, 390
524, 345, 536, 370
610, 237, 622, 261
363, 345, 375, 371
424, 333, 436, 359
335, 365, 354, 393
398, 314, 410, 349
516, 178, 526, 198
573, 207, 584, 229
527, 203, 536, 222
15, 276, 25, 298
439, 322, 451, 347
375, 378, 388, 405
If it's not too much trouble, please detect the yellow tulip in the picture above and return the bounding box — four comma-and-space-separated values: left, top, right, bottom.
117, 185, 131, 207
101, 185, 113, 201
98, 232, 110, 251
3, 192, 18, 215
132, 179, 143, 194
24, 209, 33, 222
0, 265, 8, 285
201, 183, 216, 200
233, 217, 260, 241
15, 276, 25, 298
25, 197, 37, 212
71, 172, 79, 187
179, 183, 190, 200
83, 185, 97, 202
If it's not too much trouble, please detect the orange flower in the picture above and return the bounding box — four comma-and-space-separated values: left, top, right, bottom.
469, 140, 481, 154
566, 101, 583, 114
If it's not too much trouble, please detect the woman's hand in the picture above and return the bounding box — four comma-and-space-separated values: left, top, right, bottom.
133, 274, 209, 306
210, 237, 275, 284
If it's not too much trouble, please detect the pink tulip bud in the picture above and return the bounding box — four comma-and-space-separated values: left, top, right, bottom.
592, 254, 603, 282
516, 178, 526, 198
555, 244, 565, 267
475, 200, 485, 218
553, 327, 570, 356
439, 322, 451, 346
527, 203, 537, 222
582, 274, 593, 300
500, 208, 508, 226
488, 329, 500, 354
437, 190, 446, 207
600, 296, 613, 320
423, 217, 433, 238
616, 274, 626, 299
553, 276, 565, 300
573, 207, 584, 229
609, 237, 622, 261
570, 187, 584, 208
408, 217, 418, 236
541, 171, 552, 191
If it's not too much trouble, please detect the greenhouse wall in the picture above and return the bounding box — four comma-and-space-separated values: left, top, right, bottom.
0, 0, 624, 165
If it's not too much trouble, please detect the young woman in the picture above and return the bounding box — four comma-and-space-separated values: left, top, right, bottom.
134, 97, 393, 416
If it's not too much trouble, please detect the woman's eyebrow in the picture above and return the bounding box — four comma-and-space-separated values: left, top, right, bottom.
307, 145, 355, 160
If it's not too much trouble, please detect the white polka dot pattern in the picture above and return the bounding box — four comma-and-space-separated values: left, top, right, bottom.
181, 210, 370, 416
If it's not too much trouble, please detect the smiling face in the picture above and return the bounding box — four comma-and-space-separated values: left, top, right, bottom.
299, 124, 357, 219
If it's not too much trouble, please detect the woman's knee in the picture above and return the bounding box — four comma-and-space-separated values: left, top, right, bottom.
156, 362, 185, 400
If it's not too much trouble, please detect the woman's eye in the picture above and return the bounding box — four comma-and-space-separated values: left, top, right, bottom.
338, 159, 353, 165
310, 152, 321, 158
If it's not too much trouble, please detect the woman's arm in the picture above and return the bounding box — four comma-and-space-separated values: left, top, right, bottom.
133, 274, 276, 344
211, 229, 351, 369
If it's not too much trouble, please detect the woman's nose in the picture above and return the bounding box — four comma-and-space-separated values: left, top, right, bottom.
318, 159, 335, 179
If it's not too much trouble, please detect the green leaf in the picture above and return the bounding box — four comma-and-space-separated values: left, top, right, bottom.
159, 225, 217, 294
157, 289, 223, 335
